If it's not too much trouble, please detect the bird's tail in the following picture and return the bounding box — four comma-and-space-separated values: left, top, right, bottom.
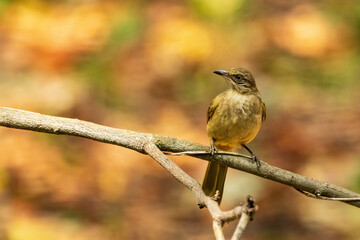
202, 145, 232, 205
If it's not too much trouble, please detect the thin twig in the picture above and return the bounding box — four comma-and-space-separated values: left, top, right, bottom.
165, 150, 251, 159
295, 188, 360, 201
165, 150, 211, 156
231, 213, 250, 240
231, 196, 257, 240
213, 220, 225, 240
143, 142, 204, 204
143, 142, 252, 239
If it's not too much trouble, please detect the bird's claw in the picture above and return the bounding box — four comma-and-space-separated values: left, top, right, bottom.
209, 147, 218, 156
209, 141, 218, 155
252, 155, 261, 169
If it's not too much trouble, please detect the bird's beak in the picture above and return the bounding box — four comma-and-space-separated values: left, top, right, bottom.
214, 69, 237, 89
213, 70, 228, 76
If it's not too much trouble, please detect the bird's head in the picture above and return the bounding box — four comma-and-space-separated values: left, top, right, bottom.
213, 68, 259, 94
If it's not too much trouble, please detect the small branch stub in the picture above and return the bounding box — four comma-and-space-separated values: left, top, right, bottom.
245, 195, 257, 221
231, 196, 258, 240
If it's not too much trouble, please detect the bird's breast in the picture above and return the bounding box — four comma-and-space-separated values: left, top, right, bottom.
206, 90, 263, 148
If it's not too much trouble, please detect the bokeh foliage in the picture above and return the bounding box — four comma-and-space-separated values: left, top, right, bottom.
0, 0, 359, 239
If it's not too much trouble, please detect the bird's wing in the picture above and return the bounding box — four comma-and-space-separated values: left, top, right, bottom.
261, 101, 266, 122
207, 99, 219, 123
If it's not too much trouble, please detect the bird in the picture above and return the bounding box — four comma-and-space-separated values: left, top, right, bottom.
202, 67, 266, 204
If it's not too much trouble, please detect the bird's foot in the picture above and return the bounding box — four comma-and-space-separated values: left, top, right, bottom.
251, 155, 261, 169
242, 144, 261, 169
209, 141, 218, 155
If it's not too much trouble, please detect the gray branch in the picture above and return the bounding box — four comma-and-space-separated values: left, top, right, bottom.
231, 196, 257, 240
143, 142, 255, 239
1, 107, 360, 208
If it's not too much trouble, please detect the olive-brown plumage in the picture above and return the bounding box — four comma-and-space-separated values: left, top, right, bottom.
202, 68, 266, 204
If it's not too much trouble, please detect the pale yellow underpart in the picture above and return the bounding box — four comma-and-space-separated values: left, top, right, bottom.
206, 88, 263, 150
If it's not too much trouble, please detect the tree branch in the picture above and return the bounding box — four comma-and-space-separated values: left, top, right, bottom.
143, 142, 204, 204
1, 107, 257, 239
144, 142, 257, 239
1, 107, 360, 208
231, 196, 257, 240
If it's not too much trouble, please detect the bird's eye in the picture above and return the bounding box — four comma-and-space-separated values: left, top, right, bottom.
234, 75, 242, 80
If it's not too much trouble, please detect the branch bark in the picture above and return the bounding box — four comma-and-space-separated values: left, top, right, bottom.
1, 107, 360, 208
143, 142, 256, 239
231, 196, 257, 240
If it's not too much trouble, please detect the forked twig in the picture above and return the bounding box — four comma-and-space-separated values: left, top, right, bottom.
144, 142, 256, 239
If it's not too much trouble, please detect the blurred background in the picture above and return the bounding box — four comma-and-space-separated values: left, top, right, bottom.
0, 0, 360, 239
